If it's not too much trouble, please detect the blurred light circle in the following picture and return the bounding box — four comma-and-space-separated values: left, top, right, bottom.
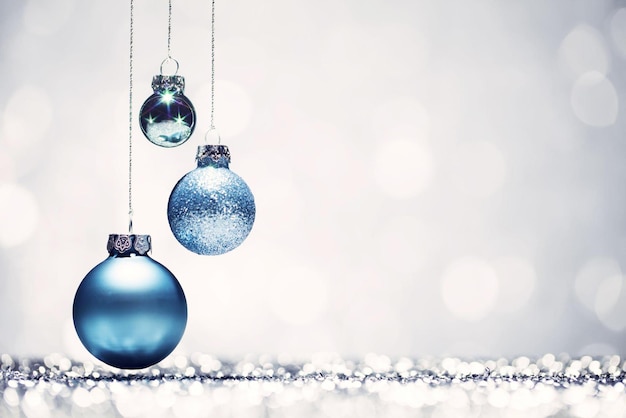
488, 388, 511, 408
72, 388, 91, 408
23, 390, 49, 418
594, 275, 622, 318
594, 274, 626, 331
450, 141, 507, 197
116, 388, 155, 417
509, 388, 534, 410
2, 85, 53, 152
377, 215, 428, 274
492, 257, 537, 313
571, 71, 618, 127
441, 257, 499, 321
373, 139, 434, 199
269, 266, 329, 325
558, 24, 610, 78
575, 257, 622, 312
23, 0, 75, 35
3, 388, 19, 407
610, 8, 626, 58
0, 183, 39, 248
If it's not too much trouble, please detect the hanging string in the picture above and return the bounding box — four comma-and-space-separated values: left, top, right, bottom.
161, 0, 178, 75
167, 0, 172, 58
128, 0, 134, 234
210, 0, 216, 134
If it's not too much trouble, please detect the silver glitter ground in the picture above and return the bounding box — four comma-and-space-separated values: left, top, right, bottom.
1, 353, 625, 417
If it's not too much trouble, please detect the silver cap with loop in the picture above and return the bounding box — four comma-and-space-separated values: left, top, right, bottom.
153, 56, 183, 93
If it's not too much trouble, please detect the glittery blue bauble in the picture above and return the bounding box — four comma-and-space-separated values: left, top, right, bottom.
139, 75, 196, 148
73, 235, 187, 369
168, 145, 255, 255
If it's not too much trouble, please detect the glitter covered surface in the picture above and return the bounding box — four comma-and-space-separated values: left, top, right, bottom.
1, 354, 625, 417
168, 165, 255, 256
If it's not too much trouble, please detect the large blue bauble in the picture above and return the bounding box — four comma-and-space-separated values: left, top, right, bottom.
168, 145, 255, 255
73, 235, 187, 369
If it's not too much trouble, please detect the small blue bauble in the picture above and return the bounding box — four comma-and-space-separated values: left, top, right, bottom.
73, 234, 187, 369
168, 145, 255, 255
139, 75, 196, 147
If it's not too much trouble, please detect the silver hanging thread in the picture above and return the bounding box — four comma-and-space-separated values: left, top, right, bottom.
167, 0, 172, 58
128, 0, 134, 234
210, 0, 217, 141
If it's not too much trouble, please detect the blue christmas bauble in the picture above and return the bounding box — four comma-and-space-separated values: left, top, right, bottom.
73, 234, 187, 369
168, 145, 255, 255
139, 75, 196, 147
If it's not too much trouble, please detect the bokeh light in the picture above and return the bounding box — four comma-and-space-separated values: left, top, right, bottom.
570, 71, 619, 127
610, 8, 626, 59
558, 24, 610, 79
575, 257, 622, 313
594, 273, 626, 332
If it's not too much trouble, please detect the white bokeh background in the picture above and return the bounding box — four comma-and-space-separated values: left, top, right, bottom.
0, 0, 625, 360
